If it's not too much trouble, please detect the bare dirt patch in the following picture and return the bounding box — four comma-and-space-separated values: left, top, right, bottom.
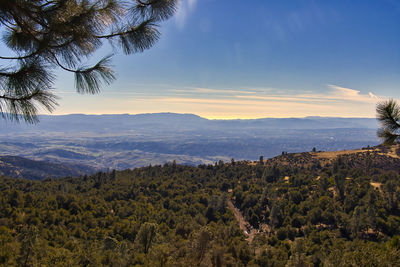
370, 182, 382, 190
378, 145, 400, 159
315, 149, 371, 160
227, 199, 257, 244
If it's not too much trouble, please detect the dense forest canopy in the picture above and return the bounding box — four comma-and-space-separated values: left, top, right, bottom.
1, 147, 400, 266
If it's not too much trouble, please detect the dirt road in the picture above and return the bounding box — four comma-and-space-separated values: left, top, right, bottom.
227, 199, 257, 244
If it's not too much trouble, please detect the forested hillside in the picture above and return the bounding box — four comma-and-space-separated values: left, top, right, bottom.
0, 156, 97, 180
1, 146, 400, 266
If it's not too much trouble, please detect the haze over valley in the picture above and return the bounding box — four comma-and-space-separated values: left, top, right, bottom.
0, 113, 379, 176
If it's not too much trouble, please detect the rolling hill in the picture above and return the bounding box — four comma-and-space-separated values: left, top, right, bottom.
0, 155, 97, 180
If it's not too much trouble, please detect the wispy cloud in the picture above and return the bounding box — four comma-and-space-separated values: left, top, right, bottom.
170, 87, 258, 95
133, 85, 382, 118
236, 85, 381, 104
326, 84, 380, 103
54, 84, 385, 119
175, 0, 197, 29
168, 84, 381, 105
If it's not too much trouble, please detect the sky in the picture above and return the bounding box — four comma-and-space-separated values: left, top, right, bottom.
6, 0, 400, 118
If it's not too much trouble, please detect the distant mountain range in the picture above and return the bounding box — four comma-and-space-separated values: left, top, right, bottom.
0, 113, 381, 174
0, 113, 378, 134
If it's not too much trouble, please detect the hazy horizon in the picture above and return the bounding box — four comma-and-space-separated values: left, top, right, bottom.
34, 111, 378, 120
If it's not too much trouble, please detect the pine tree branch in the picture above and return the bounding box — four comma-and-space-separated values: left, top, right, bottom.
0, 18, 17, 30
0, 51, 40, 60
377, 128, 400, 145
376, 99, 400, 131
50, 53, 78, 72
75, 55, 116, 94
137, 0, 152, 6
96, 19, 160, 54
376, 99, 400, 145
94, 18, 157, 39
0, 0, 176, 123
132, 0, 178, 20
0, 89, 40, 101
39, 1, 58, 9
0, 88, 58, 123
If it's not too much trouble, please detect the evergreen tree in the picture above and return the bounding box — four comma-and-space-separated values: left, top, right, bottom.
135, 222, 157, 254
376, 99, 400, 145
286, 238, 311, 267
350, 206, 363, 238
192, 228, 212, 265
269, 202, 281, 228
17, 226, 38, 267
0, 0, 177, 122
334, 172, 346, 200
366, 206, 376, 230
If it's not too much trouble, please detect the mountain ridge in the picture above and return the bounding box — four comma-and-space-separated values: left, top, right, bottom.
0, 113, 378, 134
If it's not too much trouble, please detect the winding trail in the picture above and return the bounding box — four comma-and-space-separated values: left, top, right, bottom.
227, 199, 257, 244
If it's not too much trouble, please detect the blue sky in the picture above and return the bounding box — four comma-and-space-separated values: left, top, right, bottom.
16, 0, 400, 118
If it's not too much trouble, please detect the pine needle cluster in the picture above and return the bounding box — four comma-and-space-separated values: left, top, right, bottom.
0, 0, 177, 122
376, 99, 400, 145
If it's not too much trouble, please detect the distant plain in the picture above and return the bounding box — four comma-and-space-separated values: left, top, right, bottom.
0, 113, 380, 173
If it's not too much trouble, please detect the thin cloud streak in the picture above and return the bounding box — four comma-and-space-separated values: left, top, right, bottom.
171, 87, 258, 95
123, 96, 376, 119
175, 0, 197, 29
53, 84, 385, 119
326, 84, 380, 103
123, 84, 382, 118
171, 84, 381, 104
